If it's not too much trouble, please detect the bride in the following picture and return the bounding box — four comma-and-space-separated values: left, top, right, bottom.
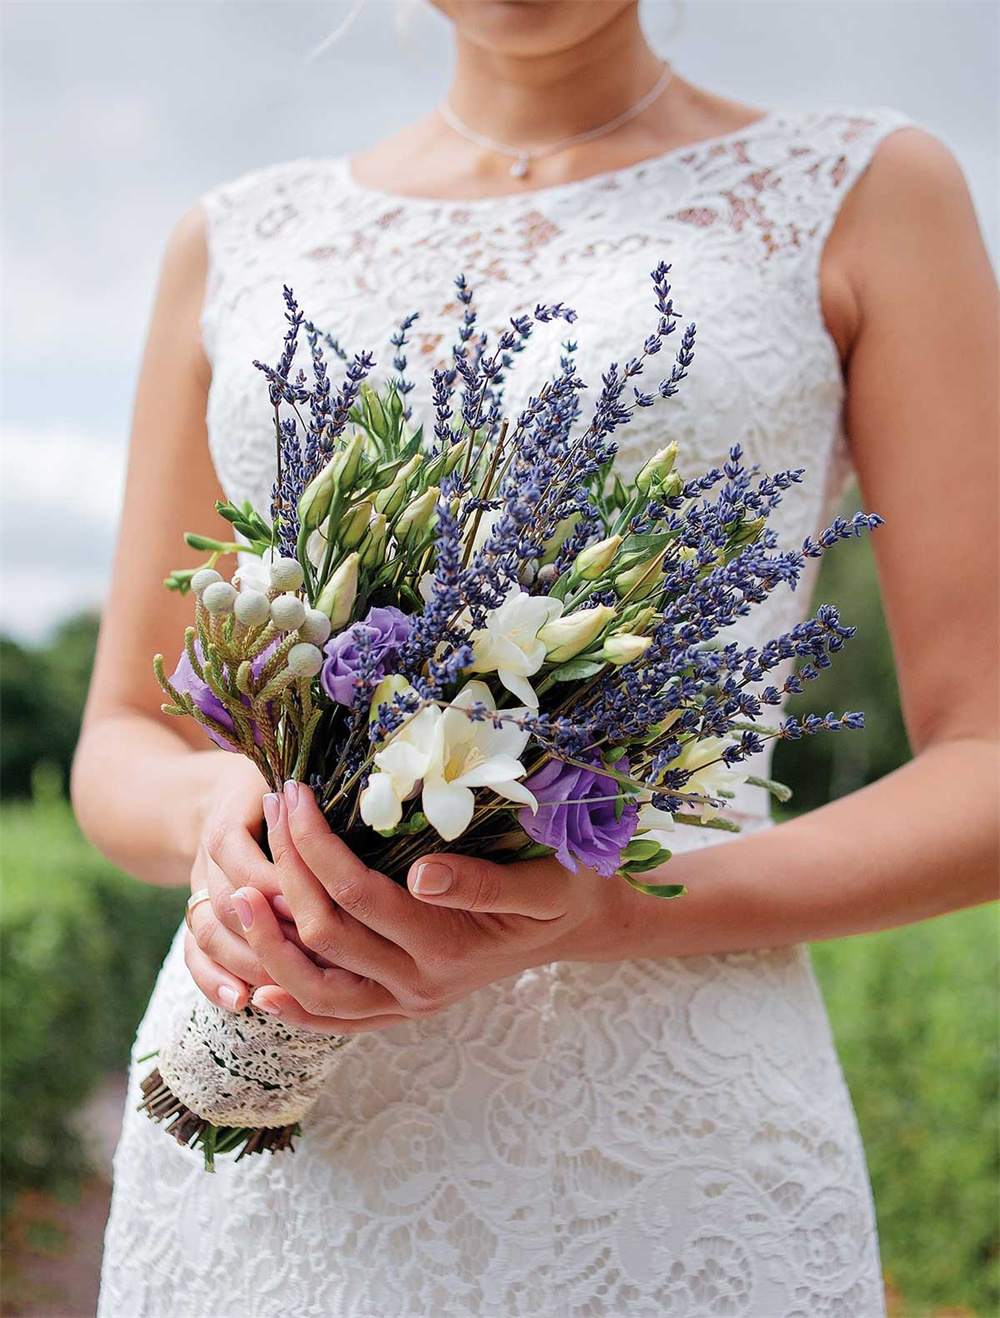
73, 1, 998, 1314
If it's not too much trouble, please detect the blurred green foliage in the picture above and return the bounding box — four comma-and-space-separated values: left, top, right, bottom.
773, 500, 912, 807
0, 777, 185, 1215
1, 613, 100, 800
812, 911, 999, 1313
0, 494, 996, 1309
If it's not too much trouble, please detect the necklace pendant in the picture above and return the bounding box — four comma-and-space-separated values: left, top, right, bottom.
509, 153, 530, 180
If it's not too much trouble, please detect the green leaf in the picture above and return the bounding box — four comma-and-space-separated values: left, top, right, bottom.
673, 814, 741, 833
550, 658, 606, 682
621, 873, 686, 898
621, 838, 664, 864
515, 841, 556, 861
745, 774, 793, 803
376, 811, 428, 839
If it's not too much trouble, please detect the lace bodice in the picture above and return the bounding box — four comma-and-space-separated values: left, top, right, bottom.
99, 107, 911, 1318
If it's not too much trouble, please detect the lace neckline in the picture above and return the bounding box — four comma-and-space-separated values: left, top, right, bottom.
337, 108, 778, 207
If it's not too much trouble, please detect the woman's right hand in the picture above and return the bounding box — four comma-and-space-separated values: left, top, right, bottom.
183, 757, 292, 1013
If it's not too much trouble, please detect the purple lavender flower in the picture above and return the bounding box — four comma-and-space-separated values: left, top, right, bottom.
518, 756, 639, 878
321, 606, 413, 706
169, 641, 275, 751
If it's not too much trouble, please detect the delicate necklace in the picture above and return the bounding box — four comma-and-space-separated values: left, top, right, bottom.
439, 61, 675, 180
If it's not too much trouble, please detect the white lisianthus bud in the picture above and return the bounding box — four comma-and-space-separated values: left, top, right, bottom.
598, 633, 652, 665
615, 603, 656, 635
298, 432, 365, 531
316, 552, 359, 629
614, 551, 666, 598
298, 608, 332, 647
367, 674, 413, 726
538, 604, 616, 663
339, 500, 374, 551
286, 642, 324, 678
201, 581, 237, 614
270, 593, 307, 631
233, 589, 271, 627
191, 568, 223, 595
374, 481, 408, 520
539, 515, 578, 566
635, 441, 679, 495
394, 486, 439, 543
269, 556, 305, 593
359, 513, 388, 568
574, 535, 623, 581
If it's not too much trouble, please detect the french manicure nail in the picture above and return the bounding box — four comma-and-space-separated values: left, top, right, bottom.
283, 779, 299, 810
413, 862, 454, 896
232, 892, 253, 929
262, 793, 280, 828
252, 992, 280, 1016
272, 894, 293, 920
218, 985, 240, 1011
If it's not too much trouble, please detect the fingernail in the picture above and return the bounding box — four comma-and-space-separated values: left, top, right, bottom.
232, 892, 253, 929
263, 793, 280, 828
283, 779, 299, 810
252, 991, 280, 1016
218, 985, 240, 1011
272, 894, 293, 920
413, 862, 453, 896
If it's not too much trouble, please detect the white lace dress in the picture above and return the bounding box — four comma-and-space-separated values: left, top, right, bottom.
98, 106, 913, 1317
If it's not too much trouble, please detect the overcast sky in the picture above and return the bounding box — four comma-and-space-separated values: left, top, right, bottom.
2, 0, 998, 642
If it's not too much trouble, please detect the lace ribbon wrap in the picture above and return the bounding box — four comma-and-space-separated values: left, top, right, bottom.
157, 1000, 353, 1127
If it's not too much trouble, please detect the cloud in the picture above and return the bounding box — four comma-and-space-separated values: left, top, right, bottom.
1, 424, 126, 641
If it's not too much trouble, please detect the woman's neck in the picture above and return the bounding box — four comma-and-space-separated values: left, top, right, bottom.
445, 8, 664, 148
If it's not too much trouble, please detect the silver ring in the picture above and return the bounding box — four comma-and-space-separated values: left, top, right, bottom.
185, 887, 212, 932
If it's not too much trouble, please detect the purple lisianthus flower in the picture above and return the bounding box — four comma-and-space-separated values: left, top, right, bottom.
169, 641, 274, 751
518, 756, 639, 878
321, 606, 413, 706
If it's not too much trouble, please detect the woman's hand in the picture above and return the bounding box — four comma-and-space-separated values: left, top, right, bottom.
229, 780, 619, 1036
183, 756, 294, 1013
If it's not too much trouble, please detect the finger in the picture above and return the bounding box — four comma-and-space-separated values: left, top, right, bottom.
248, 985, 410, 1037
266, 790, 413, 985
205, 812, 281, 914
231, 886, 403, 1019
250, 960, 402, 1021
184, 929, 253, 1013
281, 780, 424, 948
406, 853, 570, 919
188, 891, 277, 987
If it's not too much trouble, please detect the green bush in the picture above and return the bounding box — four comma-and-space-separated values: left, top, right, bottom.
0, 788, 185, 1213
0, 613, 100, 799
813, 908, 1000, 1314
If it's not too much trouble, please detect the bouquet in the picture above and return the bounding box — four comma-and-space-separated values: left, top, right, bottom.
139, 265, 881, 1168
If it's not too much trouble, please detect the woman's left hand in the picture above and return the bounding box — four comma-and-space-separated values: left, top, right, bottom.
229, 780, 620, 1035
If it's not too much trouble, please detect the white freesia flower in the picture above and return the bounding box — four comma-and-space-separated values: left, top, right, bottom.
666, 736, 746, 822
361, 681, 537, 841
637, 802, 676, 832
359, 698, 438, 833
467, 584, 563, 709
420, 681, 537, 840
233, 548, 277, 593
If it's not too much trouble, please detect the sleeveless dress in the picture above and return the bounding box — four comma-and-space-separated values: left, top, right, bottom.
98, 106, 914, 1317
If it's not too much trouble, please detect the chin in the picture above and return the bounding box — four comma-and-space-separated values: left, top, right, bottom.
430, 0, 636, 58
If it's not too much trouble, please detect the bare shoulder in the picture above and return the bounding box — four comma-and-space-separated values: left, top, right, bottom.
823, 125, 990, 352
855, 126, 975, 225
834, 126, 984, 270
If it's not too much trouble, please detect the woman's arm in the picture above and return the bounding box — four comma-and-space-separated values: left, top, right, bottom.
71, 204, 269, 887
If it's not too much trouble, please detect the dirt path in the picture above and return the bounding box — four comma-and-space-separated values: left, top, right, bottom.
1, 1074, 123, 1318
